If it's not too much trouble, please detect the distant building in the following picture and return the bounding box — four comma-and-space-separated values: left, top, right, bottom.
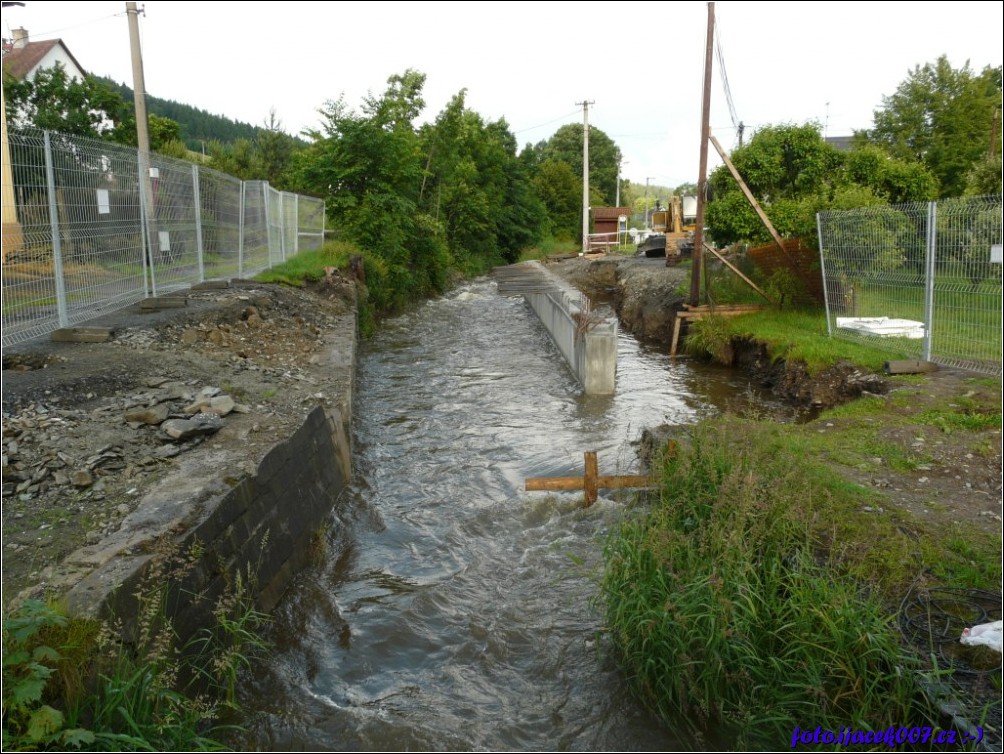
824, 135, 856, 153
2, 27, 87, 80
2, 29, 88, 259
592, 206, 631, 240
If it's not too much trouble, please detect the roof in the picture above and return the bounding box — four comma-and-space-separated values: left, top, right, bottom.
592, 206, 631, 220
2, 39, 87, 80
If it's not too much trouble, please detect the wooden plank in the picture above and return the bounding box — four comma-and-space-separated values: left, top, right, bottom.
525, 474, 652, 492
50, 326, 114, 343
671, 315, 684, 357
140, 296, 187, 310
191, 279, 231, 290
703, 243, 773, 303
884, 359, 939, 375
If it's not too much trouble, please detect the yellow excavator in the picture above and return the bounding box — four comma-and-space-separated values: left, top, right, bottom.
645, 195, 697, 263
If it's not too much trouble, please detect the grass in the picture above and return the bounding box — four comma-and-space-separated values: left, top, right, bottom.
518, 235, 580, 262
599, 417, 953, 749
686, 309, 898, 374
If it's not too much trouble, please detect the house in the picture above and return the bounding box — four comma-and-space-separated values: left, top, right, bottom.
2, 27, 87, 81
2, 29, 88, 258
592, 206, 631, 240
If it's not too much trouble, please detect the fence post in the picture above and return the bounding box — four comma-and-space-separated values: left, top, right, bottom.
923, 201, 937, 361
278, 191, 287, 262
42, 131, 70, 328
816, 211, 833, 337
263, 182, 271, 268
293, 193, 299, 256
238, 180, 245, 279
137, 161, 157, 297
192, 164, 205, 283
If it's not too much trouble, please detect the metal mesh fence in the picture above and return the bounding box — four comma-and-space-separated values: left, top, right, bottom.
2, 127, 327, 348
298, 195, 325, 252
818, 197, 1002, 375
198, 167, 242, 280
240, 181, 270, 277
264, 185, 284, 268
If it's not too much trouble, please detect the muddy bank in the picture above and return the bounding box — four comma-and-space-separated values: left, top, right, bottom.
545, 254, 891, 409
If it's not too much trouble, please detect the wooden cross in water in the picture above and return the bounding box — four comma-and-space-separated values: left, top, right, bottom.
525, 451, 652, 506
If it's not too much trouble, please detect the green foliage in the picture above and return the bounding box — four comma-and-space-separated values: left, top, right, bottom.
965, 152, 1003, 196
2, 542, 271, 751
683, 315, 736, 364
99, 76, 268, 151
294, 70, 545, 303
534, 123, 622, 206
705, 122, 938, 249
208, 110, 301, 189
531, 159, 581, 242
601, 419, 934, 748
3, 64, 133, 142
867, 56, 1003, 198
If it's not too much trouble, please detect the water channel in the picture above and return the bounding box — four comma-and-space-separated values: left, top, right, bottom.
241, 277, 789, 750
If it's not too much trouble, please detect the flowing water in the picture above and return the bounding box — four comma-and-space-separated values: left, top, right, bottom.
241, 278, 789, 751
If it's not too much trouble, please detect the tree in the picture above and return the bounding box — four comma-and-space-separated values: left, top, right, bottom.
532, 159, 581, 241
867, 56, 1003, 198
705, 123, 933, 248
538, 123, 622, 206
3, 63, 132, 141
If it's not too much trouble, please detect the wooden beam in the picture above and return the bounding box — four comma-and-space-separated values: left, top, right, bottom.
703, 243, 773, 303
524, 475, 652, 492
708, 134, 815, 293
525, 450, 652, 507
584, 451, 598, 505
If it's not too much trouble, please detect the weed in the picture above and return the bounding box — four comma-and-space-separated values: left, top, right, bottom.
2, 538, 270, 751
683, 315, 736, 365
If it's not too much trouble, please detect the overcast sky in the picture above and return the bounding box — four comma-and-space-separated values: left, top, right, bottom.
3, 1, 1001, 190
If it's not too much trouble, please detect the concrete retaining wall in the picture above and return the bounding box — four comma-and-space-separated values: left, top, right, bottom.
521, 262, 617, 394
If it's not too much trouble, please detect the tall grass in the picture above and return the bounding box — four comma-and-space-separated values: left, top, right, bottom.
600, 419, 936, 749
2, 543, 269, 751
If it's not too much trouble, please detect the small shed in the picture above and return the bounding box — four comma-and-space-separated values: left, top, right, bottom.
592, 206, 631, 238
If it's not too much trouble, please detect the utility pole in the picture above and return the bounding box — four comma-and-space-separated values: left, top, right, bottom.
127, 1, 160, 281
689, 1, 714, 302
576, 99, 594, 252
644, 176, 654, 228
615, 157, 622, 207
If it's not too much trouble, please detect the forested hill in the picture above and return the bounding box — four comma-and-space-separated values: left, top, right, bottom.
97, 77, 261, 149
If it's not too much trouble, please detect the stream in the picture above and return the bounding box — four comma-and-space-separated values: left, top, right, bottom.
240, 277, 790, 750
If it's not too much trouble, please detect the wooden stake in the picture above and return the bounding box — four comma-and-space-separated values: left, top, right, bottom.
525, 451, 651, 507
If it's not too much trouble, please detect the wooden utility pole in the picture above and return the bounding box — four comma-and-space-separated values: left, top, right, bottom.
689, 1, 715, 303
576, 99, 594, 252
